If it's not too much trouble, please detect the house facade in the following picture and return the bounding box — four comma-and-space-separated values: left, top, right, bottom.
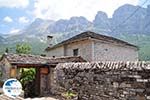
45, 31, 138, 61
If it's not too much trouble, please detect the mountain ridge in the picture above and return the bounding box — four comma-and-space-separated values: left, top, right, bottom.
1, 4, 150, 37
0, 4, 150, 60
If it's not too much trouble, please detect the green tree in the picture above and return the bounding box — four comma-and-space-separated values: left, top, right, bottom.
16, 43, 31, 54
20, 68, 36, 87
19, 68, 37, 97
5, 48, 9, 53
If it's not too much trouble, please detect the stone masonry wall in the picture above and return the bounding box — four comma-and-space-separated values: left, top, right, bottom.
47, 46, 64, 57
0, 58, 11, 81
51, 62, 150, 100
64, 40, 93, 61
47, 39, 93, 61
93, 40, 138, 61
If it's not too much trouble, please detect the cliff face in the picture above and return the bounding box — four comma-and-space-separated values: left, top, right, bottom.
111, 4, 147, 34
93, 11, 110, 30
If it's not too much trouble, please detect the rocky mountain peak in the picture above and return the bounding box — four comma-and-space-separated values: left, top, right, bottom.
112, 4, 147, 34
93, 11, 110, 31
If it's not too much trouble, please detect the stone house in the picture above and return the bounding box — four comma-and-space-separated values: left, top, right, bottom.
45, 31, 138, 61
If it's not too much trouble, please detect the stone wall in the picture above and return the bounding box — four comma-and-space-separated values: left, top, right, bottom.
47, 46, 64, 57
64, 40, 92, 61
93, 40, 138, 61
46, 38, 138, 62
0, 58, 11, 82
47, 39, 93, 61
51, 62, 150, 100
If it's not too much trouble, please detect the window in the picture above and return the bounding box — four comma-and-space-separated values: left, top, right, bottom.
105, 49, 108, 51
73, 49, 79, 56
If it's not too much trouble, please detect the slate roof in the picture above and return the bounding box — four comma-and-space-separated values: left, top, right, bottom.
45, 31, 138, 51
56, 61, 150, 71
0, 53, 86, 66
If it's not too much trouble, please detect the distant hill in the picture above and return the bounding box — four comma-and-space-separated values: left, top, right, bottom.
0, 36, 5, 43
0, 4, 150, 60
0, 36, 3, 42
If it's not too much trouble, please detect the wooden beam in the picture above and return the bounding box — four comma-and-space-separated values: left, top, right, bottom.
35, 67, 41, 96
12, 63, 56, 68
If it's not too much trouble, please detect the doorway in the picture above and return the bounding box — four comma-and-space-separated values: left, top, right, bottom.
19, 68, 37, 98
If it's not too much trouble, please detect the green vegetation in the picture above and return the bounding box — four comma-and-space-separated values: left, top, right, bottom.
19, 68, 36, 88
19, 68, 37, 97
0, 39, 47, 55
62, 91, 77, 99
16, 43, 31, 54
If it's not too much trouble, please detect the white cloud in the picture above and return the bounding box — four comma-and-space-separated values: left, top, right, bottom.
10, 28, 20, 34
33, 0, 139, 21
3, 16, 13, 23
19, 16, 29, 23
0, 0, 29, 8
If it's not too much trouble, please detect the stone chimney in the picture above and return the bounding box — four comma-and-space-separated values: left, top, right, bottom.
47, 35, 53, 47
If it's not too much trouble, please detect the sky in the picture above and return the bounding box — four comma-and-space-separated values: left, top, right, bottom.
0, 0, 150, 35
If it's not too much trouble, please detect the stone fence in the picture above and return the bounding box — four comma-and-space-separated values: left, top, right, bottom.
51, 62, 150, 100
